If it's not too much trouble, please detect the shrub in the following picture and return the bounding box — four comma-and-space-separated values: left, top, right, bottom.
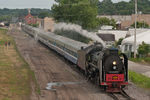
138, 42, 150, 57
129, 71, 150, 88
131, 21, 149, 28
29, 23, 39, 27
115, 38, 124, 47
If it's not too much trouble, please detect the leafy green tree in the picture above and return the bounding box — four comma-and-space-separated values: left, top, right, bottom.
98, 0, 116, 15
97, 17, 116, 29
52, 0, 99, 29
0, 16, 11, 22
131, 21, 149, 28
38, 12, 50, 19
98, 0, 150, 15
29, 23, 39, 27
138, 42, 150, 57
0, 8, 51, 21
116, 38, 124, 46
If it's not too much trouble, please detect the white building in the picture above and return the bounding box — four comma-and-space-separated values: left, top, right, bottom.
128, 28, 150, 36
121, 30, 150, 53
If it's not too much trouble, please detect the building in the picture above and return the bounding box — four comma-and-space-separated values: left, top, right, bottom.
121, 14, 150, 29
24, 9, 37, 25
40, 17, 55, 32
97, 34, 115, 47
121, 30, 150, 54
98, 14, 150, 29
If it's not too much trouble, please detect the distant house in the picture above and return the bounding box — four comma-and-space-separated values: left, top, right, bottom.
121, 30, 150, 53
97, 34, 115, 47
24, 9, 37, 25
39, 17, 55, 32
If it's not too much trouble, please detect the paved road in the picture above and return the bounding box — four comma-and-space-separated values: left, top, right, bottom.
129, 61, 150, 77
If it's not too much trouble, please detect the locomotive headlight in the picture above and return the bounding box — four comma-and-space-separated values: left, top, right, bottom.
113, 61, 117, 65
113, 66, 117, 70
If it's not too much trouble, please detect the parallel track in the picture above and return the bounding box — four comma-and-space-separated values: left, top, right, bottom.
109, 89, 135, 100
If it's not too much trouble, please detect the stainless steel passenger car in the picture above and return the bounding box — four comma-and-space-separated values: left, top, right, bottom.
22, 24, 87, 64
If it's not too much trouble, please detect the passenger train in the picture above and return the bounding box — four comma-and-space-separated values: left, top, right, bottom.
21, 24, 128, 92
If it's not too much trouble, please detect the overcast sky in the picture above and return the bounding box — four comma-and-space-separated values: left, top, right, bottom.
0, 0, 130, 9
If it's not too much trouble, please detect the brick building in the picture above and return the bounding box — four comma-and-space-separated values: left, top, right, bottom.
24, 9, 37, 25
122, 14, 150, 29
98, 14, 150, 29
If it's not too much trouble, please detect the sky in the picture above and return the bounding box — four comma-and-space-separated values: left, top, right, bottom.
0, 0, 130, 9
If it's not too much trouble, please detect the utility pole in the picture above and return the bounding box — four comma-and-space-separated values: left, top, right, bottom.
134, 0, 137, 58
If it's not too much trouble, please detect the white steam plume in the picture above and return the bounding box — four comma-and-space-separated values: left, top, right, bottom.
54, 22, 106, 47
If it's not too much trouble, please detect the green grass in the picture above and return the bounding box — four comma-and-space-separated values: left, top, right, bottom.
129, 70, 150, 89
130, 57, 150, 63
0, 28, 37, 100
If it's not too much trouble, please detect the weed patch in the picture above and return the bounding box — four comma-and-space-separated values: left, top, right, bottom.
129, 70, 150, 89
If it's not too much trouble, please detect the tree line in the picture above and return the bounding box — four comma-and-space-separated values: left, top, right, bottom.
0, 8, 51, 22
98, 0, 150, 15
1, 0, 150, 30
51, 0, 150, 30
52, 0, 99, 30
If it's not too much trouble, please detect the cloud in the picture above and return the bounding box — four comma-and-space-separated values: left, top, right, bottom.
0, 0, 55, 9
0, 0, 130, 9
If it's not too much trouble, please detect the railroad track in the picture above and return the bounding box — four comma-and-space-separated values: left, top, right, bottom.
109, 89, 135, 100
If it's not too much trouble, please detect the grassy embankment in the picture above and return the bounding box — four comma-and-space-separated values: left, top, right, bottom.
129, 70, 150, 89
129, 57, 150, 89
0, 28, 36, 100
130, 57, 150, 64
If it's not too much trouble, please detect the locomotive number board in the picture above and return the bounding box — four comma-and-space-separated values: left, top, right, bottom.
106, 74, 124, 82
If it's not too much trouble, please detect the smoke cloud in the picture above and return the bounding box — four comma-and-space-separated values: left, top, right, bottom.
54, 22, 106, 47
